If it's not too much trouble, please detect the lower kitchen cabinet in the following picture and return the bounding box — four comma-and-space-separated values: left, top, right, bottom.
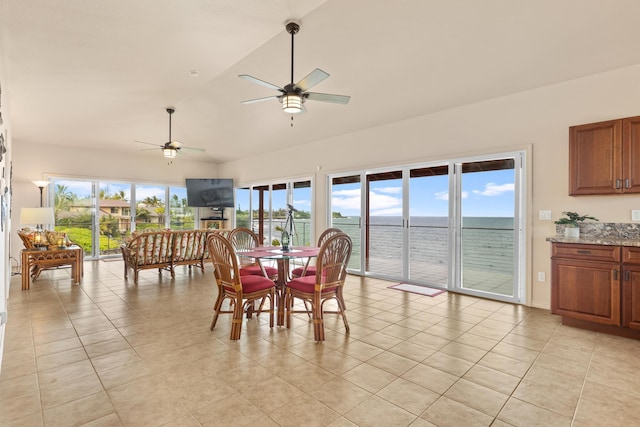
622, 247, 640, 331
551, 243, 621, 326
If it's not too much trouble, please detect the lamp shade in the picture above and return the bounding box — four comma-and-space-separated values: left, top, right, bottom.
20, 207, 55, 226
32, 180, 50, 188
282, 94, 302, 114
163, 148, 177, 158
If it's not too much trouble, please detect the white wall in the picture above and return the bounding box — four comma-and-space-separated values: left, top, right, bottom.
10, 142, 219, 261
220, 64, 640, 309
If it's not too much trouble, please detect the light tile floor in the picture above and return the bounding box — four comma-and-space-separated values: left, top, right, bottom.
2, 260, 640, 426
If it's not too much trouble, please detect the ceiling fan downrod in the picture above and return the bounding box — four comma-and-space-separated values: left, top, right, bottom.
286, 22, 299, 85
166, 107, 175, 142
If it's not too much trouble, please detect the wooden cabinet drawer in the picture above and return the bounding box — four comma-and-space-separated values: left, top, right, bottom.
552, 243, 621, 263
622, 246, 640, 264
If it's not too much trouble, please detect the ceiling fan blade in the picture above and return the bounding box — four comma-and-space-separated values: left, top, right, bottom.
295, 68, 330, 91
238, 74, 283, 91
240, 95, 280, 105
167, 140, 183, 148
135, 140, 162, 147
305, 92, 351, 104
180, 146, 206, 153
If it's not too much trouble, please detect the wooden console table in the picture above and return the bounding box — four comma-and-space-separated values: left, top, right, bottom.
21, 245, 84, 290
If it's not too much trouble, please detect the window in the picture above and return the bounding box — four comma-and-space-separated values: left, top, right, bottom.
50, 178, 191, 258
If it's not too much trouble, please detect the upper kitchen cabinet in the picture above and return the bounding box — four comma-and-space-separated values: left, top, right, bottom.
569, 115, 640, 195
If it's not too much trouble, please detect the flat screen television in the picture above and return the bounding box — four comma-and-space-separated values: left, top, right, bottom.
185, 178, 234, 208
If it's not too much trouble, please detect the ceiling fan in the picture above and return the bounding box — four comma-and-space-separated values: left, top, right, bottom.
136, 107, 205, 158
239, 21, 350, 114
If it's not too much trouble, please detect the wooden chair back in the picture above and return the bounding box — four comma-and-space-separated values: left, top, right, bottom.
228, 227, 260, 268
207, 232, 241, 292
317, 227, 342, 247
315, 232, 352, 288
18, 231, 35, 249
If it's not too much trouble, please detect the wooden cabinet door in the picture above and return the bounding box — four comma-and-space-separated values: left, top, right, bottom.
551, 258, 621, 325
623, 266, 640, 330
569, 119, 622, 195
622, 115, 640, 193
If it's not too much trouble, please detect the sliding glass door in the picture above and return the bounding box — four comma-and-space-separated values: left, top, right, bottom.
50, 178, 192, 259
330, 175, 362, 271
329, 151, 525, 303
234, 178, 314, 248
98, 182, 131, 255
366, 171, 403, 279
408, 165, 450, 287
453, 157, 521, 299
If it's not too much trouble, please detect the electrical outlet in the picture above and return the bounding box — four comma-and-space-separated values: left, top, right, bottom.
539, 210, 552, 220
633, 210, 640, 221
537, 272, 546, 282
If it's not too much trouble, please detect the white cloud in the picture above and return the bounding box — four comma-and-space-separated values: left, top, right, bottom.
331, 188, 361, 211
435, 191, 449, 201
472, 182, 514, 196
434, 191, 468, 200
332, 189, 360, 197
292, 199, 310, 207
372, 207, 403, 216
376, 186, 402, 194
369, 191, 401, 211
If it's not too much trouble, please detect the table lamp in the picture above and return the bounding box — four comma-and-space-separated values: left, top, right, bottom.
20, 207, 55, 249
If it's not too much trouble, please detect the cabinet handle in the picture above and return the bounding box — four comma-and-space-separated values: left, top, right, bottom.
614, 269, 619, 280
626, 270, 631, 281
616, 179, 622, 189
626, 178, 631, 189
577, 250, 591, 254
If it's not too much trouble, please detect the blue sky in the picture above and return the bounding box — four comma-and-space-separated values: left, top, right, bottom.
53, 180, 188, 203
55, 169, 514, 218
332, 169, 515, 217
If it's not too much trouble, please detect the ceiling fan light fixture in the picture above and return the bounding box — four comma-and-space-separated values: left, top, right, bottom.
163, 147, 177, 158
282, 93, 302, 114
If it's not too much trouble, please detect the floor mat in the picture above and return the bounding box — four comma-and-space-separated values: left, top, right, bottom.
388, 283, 447, 297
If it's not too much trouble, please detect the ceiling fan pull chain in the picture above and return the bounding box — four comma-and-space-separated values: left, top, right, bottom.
291, 115, 294, 127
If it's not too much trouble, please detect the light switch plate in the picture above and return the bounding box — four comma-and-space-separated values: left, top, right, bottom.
539, 210, 552, 220
633, 210, 640, 221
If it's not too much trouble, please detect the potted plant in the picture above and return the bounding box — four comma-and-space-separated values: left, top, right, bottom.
554, 211, 598, 238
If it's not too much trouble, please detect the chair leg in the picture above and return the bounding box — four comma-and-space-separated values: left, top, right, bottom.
312, 298, 325, 341
230, 297, 244, 340
268, 290, 274, 328
210, 294, 225, 330
285, 291, 292, 329
336, 296, 350, 332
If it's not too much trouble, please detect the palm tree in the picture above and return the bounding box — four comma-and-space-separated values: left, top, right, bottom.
142, 195, 162, 207
54, 184, 75, 220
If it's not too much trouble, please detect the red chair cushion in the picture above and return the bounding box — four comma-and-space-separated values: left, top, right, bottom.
287, 275, 336, 293
291, 266, 316, 277
239, 265, 278, 277
239, 274, 276, 293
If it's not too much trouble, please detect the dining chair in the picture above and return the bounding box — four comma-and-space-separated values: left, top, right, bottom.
228, 227, 278, 280
291, 227, 342, 278
285, 232, 352, 341
206, 233, 275, 340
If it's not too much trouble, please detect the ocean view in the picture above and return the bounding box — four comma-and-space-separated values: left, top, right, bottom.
259, 216, 515, 295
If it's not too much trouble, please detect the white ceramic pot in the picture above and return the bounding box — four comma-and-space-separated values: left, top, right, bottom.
564, 227, 580, 238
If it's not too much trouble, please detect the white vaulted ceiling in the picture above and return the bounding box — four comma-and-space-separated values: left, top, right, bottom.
2, 0, 640, 163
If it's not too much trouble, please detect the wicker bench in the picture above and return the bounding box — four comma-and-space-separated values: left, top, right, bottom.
121, 229, 226, 283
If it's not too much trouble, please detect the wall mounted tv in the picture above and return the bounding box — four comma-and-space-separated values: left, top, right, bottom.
185, 178, 234, 208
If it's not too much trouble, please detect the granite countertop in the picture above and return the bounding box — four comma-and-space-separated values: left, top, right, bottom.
548, 223, 640, 247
